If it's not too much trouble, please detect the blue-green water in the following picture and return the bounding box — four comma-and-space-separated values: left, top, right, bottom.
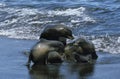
0, 0, 120, 79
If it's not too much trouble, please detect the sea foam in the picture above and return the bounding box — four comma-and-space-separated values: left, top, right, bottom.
92, 36, 120, 54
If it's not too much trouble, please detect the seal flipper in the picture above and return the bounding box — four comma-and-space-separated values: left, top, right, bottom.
26, 53, 32, 68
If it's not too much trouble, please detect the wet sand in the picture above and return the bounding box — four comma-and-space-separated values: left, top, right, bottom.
0, 36, 120, 79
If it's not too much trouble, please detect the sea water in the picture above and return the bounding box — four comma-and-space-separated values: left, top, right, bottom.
0, 0, 120, 79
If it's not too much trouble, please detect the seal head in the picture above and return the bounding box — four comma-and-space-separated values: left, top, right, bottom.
40, 24, 74, 45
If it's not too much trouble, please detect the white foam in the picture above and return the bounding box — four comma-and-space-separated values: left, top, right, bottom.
29, 21, 52, 25
0, 27, 39, 40
0, 3, 6, 7
92, 36, 120, 54
48, 7, 85, 16
0, 18, 18, 26
83, 16, 96, 23
47, 7, 95, 23
17, 8, 40, 16
0, 7, 41, 16
0, 7, 95, 26
117, 37, 120, 43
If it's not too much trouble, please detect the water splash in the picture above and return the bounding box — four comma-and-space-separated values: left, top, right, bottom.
92, 35, 120, 54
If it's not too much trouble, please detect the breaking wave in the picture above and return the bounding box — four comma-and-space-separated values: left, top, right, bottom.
92, 36, 120, 54
0, 3, 95, 39
0, 1, 119, 54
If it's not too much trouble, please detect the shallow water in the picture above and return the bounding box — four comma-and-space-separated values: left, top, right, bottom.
0, 37, 120, 79
0, 0, 120, 79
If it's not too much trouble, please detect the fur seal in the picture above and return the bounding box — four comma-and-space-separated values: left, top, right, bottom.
64, 38, 98, 63
73, 38, 98, 60
40, 24, 74, 45
47, 51, 63, 64
27, 39, 64, 66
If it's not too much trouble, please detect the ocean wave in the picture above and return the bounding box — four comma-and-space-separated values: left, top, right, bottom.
0, 3, 6, 7
47, 7, 96, 23
48, 7, 85, 16
0, 27, 40, 39
0, 6, 95, 37
92, 36, 120, 54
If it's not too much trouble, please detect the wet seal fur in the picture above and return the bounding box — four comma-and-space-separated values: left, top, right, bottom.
27, 39, 64, 66
40, 24, 74, 45
64, 38, 98, 63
